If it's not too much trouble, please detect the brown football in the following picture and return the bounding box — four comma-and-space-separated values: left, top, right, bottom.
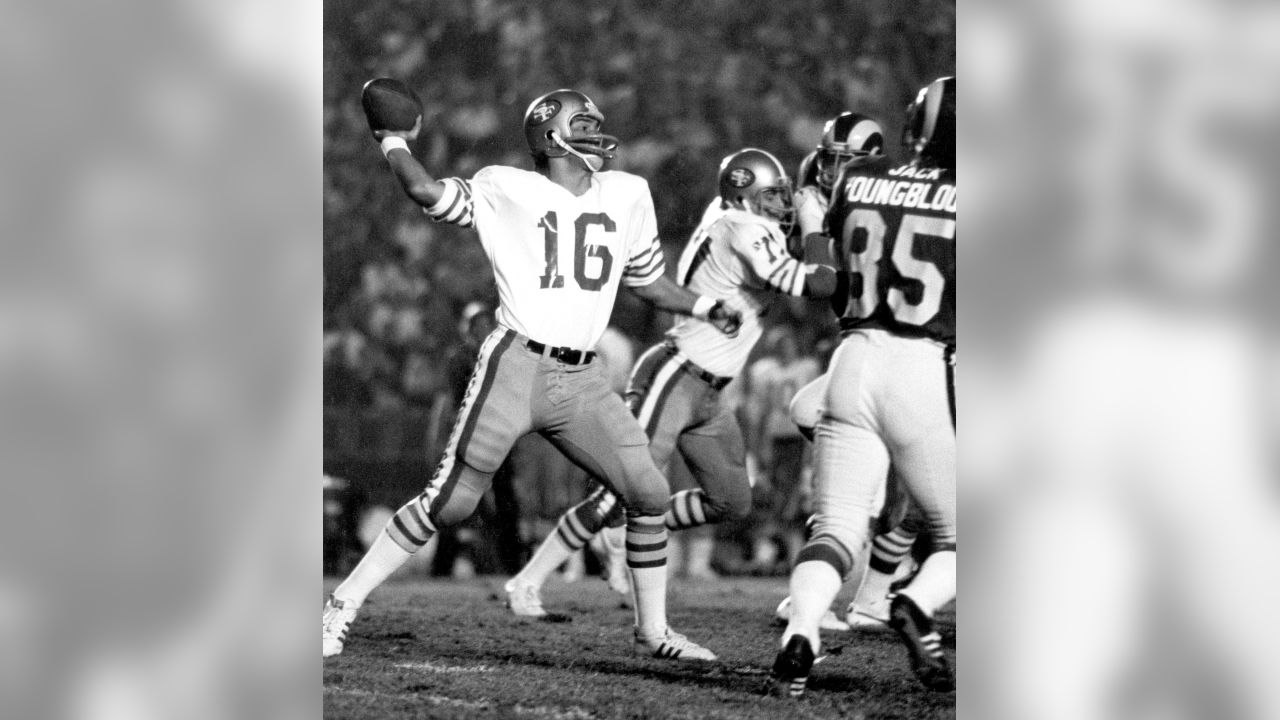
360, 78, 422, 132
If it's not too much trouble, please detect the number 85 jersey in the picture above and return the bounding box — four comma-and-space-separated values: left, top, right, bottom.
827, 158, 956, 347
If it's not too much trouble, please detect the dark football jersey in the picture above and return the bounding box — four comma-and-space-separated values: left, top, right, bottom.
826, 158, 956, 346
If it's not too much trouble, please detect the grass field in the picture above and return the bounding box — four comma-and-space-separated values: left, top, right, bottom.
323, 574, 956, 720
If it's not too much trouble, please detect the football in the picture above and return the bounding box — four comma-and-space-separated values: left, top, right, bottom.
360, 78, 422, 132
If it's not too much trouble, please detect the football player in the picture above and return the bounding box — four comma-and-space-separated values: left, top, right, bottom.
503, 148, 853, 618
772, 76, 957, 696
794, 112, 886, 262
775, 111, 889, 632
323, 88, 743, 663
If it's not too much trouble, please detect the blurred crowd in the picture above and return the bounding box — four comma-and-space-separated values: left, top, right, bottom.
323, 0, 954, 582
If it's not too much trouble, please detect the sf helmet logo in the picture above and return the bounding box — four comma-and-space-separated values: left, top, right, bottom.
531, 100, 560, 124
728, 168, 755, 188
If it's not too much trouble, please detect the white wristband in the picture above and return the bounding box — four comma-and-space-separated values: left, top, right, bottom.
692, 295, 717, 321
380, 136, 409, 159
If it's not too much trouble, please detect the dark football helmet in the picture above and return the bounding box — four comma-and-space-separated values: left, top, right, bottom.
815, 112, 885, 191
523, 89, 618, 171
718, 148, 795, 235
902, 76, 955, 170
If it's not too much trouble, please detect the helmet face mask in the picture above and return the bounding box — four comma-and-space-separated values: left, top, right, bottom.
524, 89, 619, 171
815, 112, 885, 191
718, 148, 796, 236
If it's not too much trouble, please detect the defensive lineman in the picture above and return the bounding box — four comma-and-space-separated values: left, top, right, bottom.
323, 88, 742, 662
772, 76, 957, 695
504, 148, 853, 617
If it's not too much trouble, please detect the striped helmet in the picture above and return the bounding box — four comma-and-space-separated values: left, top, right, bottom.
815, 112, 885, 191
902, 77, 955, 170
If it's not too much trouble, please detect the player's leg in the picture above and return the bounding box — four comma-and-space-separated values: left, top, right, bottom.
774, 371, 851, 632
506, 483, 621, 614
544, 362, 715, 660
507, 344, 685, 604
774, 334, 889, 696
670, 405, 751, 530
847, 498, 922, 628
325, 330, 532, 656
879, 341, 956, 690
789, 373, 827, 442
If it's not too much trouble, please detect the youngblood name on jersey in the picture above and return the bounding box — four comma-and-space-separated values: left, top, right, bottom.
828, 159, 956, 346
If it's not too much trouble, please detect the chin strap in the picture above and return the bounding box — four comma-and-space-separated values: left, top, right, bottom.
550, 131, 604, 172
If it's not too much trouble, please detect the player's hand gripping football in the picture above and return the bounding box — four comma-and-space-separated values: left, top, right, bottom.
707, 300, 741, 338
372, 116, 421, 143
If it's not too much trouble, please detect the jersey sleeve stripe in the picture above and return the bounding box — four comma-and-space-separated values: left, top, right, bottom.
423, 178, 474, 228
764, 258, 808, 297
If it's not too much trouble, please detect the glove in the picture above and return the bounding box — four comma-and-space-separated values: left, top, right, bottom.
707, 300, 741, 338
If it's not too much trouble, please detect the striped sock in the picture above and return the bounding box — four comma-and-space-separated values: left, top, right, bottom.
626, 513, 668, 636
664, 489, 711, 530
869, 525, 917, 574
517, 492, 614, 588
332, 503, 430, 606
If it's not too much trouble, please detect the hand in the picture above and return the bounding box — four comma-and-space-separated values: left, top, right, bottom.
372, 115, 422, 143
707, 300, 741, 338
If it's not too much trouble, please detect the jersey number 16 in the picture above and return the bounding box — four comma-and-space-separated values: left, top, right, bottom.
538, 211, 615, 292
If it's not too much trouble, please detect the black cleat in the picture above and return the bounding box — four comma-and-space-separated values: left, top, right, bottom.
888, 594, 955, 692
769, 634, 815, 698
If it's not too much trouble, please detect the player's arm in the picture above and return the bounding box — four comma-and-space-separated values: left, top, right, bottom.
794, 186, 833, 264
372, 119, 448, 209
628, 274, 741, 337
739, 229, 850, 300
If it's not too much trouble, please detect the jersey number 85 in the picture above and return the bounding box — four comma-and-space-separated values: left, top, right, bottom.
838, 209, 954, 326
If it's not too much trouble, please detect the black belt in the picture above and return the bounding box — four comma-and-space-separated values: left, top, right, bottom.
525, 338, 596, 366
663, 342, 732, 391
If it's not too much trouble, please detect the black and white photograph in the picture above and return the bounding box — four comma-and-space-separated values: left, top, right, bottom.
5, 1, 1280, 719
322, 2, 954, 718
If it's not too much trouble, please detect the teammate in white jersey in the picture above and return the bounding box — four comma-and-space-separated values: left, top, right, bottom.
323, 88, 742, 663
503, 148, 855, 616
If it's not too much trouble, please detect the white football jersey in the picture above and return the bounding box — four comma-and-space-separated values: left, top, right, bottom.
425, 166, 665, 349
667, 206, 818, 378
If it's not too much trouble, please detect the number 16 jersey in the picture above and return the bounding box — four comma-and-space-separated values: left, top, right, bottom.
425, 166, 667, 349
827, 159, 956, 347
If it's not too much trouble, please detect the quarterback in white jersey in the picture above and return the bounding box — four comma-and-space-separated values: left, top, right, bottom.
324, 88, 742, 664
504, 148, 855, 618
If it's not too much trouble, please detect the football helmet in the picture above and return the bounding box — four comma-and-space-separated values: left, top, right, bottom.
523, 89, 618, 172
718, 148, 795, 235
902, 76, 955, 170
815, 112, 884, 191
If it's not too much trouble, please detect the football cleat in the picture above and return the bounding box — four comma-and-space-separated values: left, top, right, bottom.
322, 594, 359, 658
774, 596, 852, 632
770, 634, 816, 698
845, 598, 892, 631
634, 627, 718, 662
504, 577, 549, 618
888, 594, 955, 691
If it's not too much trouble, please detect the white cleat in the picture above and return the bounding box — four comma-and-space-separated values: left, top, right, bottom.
504, 577, 549, 618
775, 596, 852, 632
845, 600, 891, 631
634, 626, 718, 662
323, 594, 359, 658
